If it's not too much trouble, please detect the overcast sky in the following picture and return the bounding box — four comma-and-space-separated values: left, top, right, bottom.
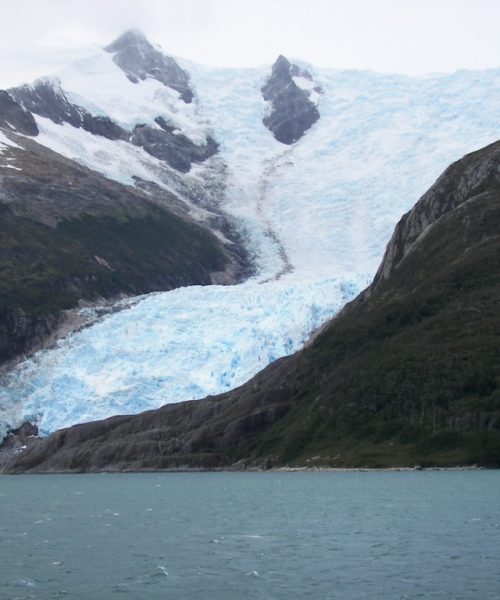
1, 0, 499, 86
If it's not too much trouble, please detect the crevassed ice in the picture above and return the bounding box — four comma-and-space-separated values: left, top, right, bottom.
1, 277, 363, 438
1, 59, 500, 440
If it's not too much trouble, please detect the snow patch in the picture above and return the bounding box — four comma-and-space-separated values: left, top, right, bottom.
34, 115, 169, 188
292, 75, 315, 91
33, 115, 225, 218
56, 51, 211, 145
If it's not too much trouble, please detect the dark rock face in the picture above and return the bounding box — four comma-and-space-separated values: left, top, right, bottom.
10, 80, 83, 126
80, 113, 128, 141
9, 77, 215, 172
104, 29, 194, 103
131, 118, 218, 173
9, 80, 128, 141
370, 141, 500, 291
262, 55, 321, 144
5, 141, 500, 472
0, 304, 59, 366
0, 422, 39, 469
0, 91, 38, 136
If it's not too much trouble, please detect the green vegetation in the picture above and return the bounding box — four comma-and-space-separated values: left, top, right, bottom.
4, 141, 500, 473
0, 136, 235, 364
0, 204, 227, 362
247, 190, 500, 467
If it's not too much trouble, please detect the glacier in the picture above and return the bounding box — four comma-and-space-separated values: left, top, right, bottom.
1, 49, 500, 440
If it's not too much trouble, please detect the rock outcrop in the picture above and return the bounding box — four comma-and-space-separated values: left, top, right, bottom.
262, 55, 321, 144
0, 91, 38, 136
9, 79, 128, 140
131, 118, 218, 173
370, 140, 500, 291
104, 29, 194, 103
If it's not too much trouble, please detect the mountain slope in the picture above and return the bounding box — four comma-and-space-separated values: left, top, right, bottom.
256, 141, 500, 468
5, 140, 500, 472
0, 122, 245, 366
0, 31, 256, 369
1, 32, 500, 447
8, 30, 217, 174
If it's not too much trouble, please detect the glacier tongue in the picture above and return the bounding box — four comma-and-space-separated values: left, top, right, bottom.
1, 60, 500, 439
1, 277, 362, 438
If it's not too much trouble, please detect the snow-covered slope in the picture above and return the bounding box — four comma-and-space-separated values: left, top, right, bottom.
8, 33, 225, 216
1, 38, 500, 439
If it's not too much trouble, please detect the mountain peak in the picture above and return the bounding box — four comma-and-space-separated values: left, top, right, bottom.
271, 55, 293, 76
104, 29, 149, 53
104, 30, 193, 102
274, 54, 290, 67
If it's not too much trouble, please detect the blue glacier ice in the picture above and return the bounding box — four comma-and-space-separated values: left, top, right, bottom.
1, 53, 500, 440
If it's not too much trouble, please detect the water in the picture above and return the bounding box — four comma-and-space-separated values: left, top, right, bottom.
0, 472, 499, 600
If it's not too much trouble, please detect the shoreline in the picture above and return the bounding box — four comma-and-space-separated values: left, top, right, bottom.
2, 464, 494, 476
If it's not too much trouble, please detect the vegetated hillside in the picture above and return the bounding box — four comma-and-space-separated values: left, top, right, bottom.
258, 138, 500, 468
0, 132, 245, 365
3, 141, 500, 473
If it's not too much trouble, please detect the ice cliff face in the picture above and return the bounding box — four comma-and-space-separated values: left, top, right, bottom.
1, 32, 500, 440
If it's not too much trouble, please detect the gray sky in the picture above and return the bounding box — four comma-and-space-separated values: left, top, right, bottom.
1, 0, 500, 86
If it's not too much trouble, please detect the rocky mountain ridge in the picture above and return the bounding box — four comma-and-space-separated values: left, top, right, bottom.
8, 65, 217, 173
0, 90, 38, 135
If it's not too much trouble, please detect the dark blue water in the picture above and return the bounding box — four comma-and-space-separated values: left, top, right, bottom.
0, 471, 499, 599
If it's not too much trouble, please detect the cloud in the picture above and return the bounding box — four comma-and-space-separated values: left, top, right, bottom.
0, 0, 499, 87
